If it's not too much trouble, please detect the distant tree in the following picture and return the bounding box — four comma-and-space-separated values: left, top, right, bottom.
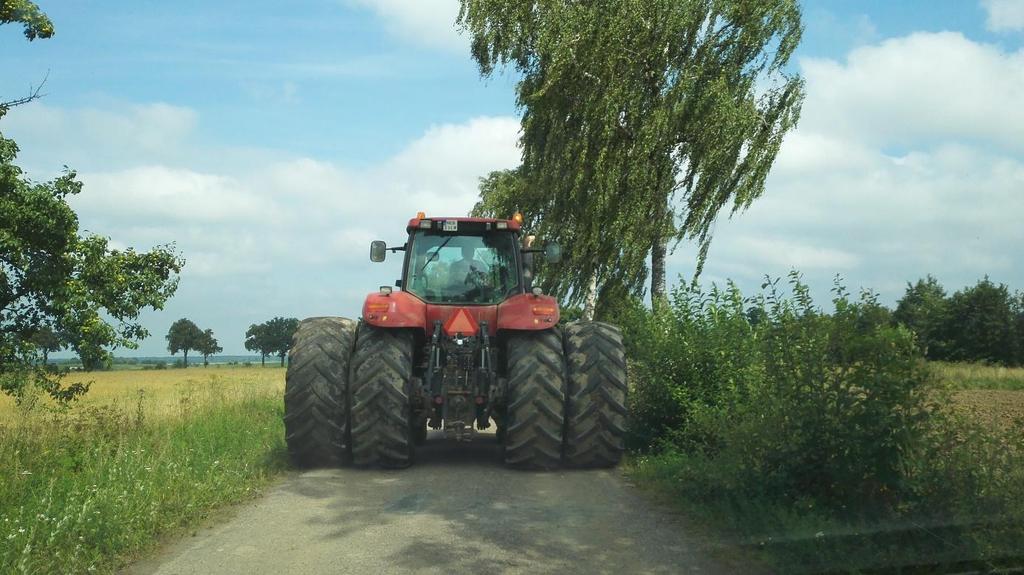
266, 317, 299, 367
893, 275, 949, 359
166, 319, 203, 368
943, 278, 1017, 365
244, 323, 273, 366
196, 328, 222, 367
245, 317, 299, 367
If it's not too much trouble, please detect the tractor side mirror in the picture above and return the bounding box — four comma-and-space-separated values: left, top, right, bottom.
544, 242, 562, 264
370, 240, 387, 263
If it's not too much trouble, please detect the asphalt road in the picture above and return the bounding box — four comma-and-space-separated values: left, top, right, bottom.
124, 431, 749, 575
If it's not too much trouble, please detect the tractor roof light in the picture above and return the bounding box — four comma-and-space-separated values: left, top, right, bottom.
416, 211, 426, 219
512, 212, 524, 224
418, 219, 432, 229
496, 221, 508, 230
379, 286, 392, 296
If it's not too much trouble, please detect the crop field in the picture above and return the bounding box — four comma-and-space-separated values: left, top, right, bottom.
0, 366, 288, 574
0, 366, 285, 423
937, 363, 1024, 430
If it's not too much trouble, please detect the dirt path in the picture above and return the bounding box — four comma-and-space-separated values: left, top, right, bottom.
124, 432, 747, 575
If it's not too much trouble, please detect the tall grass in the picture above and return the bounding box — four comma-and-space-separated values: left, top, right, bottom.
0, 374, 287, 574
613, 273, 1024, 572
933, 361, 1024, 391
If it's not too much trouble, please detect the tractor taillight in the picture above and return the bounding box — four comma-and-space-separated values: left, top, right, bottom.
532, 305, 556, 315
367, 302, 389, 312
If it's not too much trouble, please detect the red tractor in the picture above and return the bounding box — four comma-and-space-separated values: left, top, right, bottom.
283, 213, 627, 469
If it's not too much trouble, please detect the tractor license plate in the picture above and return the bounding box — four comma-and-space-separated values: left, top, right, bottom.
443, 220, 458, 232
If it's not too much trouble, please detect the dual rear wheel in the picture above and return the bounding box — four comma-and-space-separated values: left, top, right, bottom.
284, 318, 627, 469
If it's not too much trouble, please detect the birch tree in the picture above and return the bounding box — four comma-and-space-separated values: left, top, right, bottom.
459, 0, 805, 305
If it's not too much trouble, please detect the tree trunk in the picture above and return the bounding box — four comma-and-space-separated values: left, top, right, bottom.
261, 353, 266, 367
183, 349, 189, 368
651, 235, 668, 310
650, 160, 671, 311
279, 353, 285, 367
204, 355, 209, 367
582, 272, 598, 321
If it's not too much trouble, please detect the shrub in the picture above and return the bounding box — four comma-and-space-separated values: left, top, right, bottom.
620, 273, 938, 516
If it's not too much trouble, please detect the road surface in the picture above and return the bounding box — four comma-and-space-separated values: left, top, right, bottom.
125, 432, 751, 575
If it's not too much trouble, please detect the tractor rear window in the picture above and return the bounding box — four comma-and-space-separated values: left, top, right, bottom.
405, 231, 519, 304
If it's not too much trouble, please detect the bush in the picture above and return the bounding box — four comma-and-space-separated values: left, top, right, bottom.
621, 273, 939, 516
618, 273, 1024, 569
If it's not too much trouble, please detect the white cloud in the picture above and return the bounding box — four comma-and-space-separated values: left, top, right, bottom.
347, 0, 465, 52
982, 0, 1024, 32
731, 237, 861, 270
19, 106, 520, 284
2, 101, 199, 173
799, 32, 1024, 153
78, 167, 273, 224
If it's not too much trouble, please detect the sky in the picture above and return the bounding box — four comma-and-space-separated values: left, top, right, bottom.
2, 0, 1023, 356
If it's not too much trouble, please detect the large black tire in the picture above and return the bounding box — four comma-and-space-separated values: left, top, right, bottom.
349, 324, 415, 468
284, 317, 357, 468
503, 329, 567, 470
563, 321, 628, 468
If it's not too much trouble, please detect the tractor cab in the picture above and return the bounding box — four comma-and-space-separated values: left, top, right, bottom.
404, 221, 521, 304
370, 213, 561, 304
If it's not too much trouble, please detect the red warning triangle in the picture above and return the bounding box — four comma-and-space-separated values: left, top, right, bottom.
443, 308, 479, 337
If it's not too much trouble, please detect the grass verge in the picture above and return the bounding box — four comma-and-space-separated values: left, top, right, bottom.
0, 382, 287, 574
